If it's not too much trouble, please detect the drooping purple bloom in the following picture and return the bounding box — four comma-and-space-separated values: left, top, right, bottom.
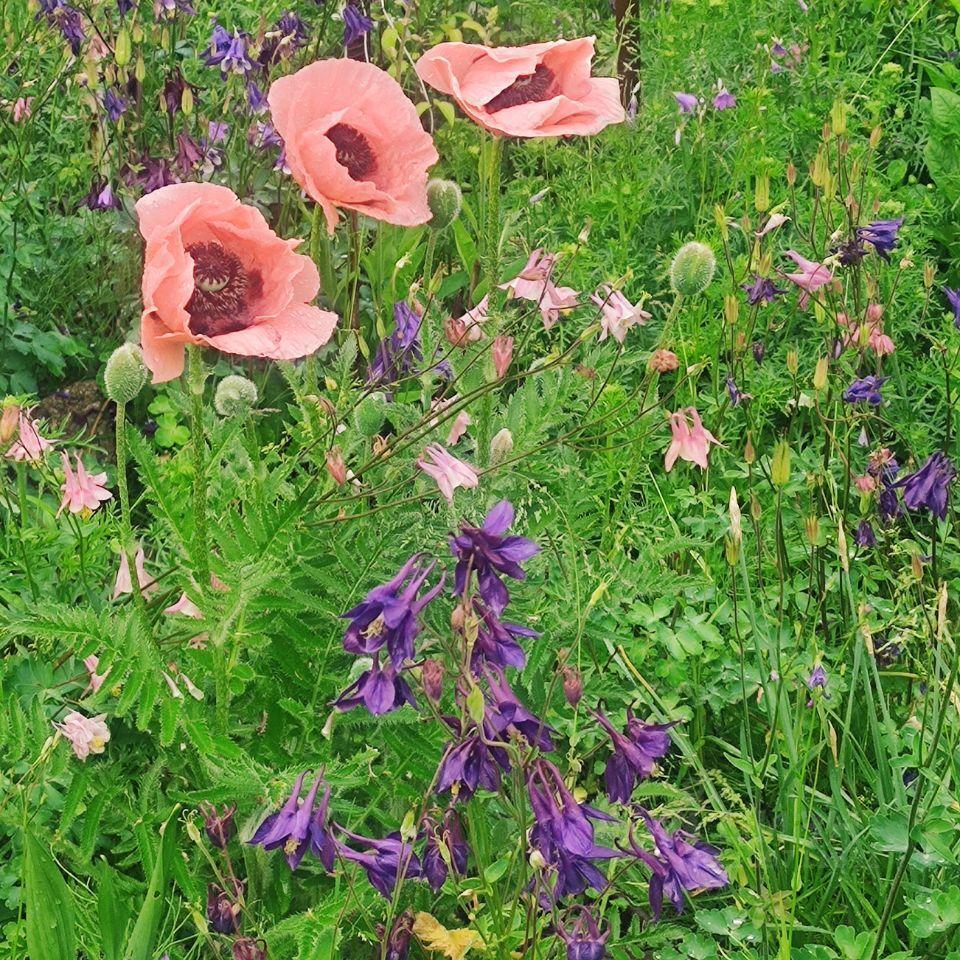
335, 828, 422, 898
807, 664, 827, 690
206, 880, 242, 934
726, 376, 743, 406
627, 811, 728, 920
332, 655, 417, 716
309, 783, 337, 870
175, 132, 202, 175
200, 802, 237, 848
102, 88, 127, 122
116, 0, 135, 15
128, 155, 179, 194
154, 0, 195, 17
450, 500, 541, 614
382, 912, 414, 960
162, 71, 188, 114
471, 601, 539, 671
943, 287, 960, 330
204, 25, 252, 74
343, 1, 374, 46
208, 121, 230, 144
48, 4, 86, 54
752, 340, 765, 364
368, 302, 424, 386
341, 554, 444, 666
741, 275, 786, 305
854, 520, 876, 547
895, 451, 956, 520
83, 179, 121, 211
592, 709, 675, 804
843, 375, 887, 406
878, 483, 901, 523
673, 92, 698, 114
856, 219, 903, 261
557, 907, 609, 960
246, 81, 269, 114
248, 770, 329, 870
422, 808, 469, 891
436, 716, 509, 798
712, 88, 736, 110
835, 236, 866, 267
484, 666, 555, 753
276, 11, 309, 52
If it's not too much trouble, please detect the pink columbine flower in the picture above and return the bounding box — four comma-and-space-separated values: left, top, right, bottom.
56, 711, 110, 760
756, 213, 790, 238
456, 296, 489, 342
113, 545, 158, 600
446, 410, 472, 446
58, 452, 112, 517
500, 249, 578, 329
12, 97, 32, 122
492, 336, 514, 379
854, 475, 877, 494
417, 443, 479, 502
5, 411, 54, 463
590, 285, 650, 344
83, 655, 110, 696
837, 305, 896, 357
664, 407, 720, 471
783, 250, 833, 309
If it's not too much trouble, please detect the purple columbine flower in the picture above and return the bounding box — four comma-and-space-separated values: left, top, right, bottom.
856, 218, 903, 261
246, 80, 269, 114
343, 1, 374, 47
673, 92, 698, 114
208, 120, 230, 143
102, 88, 127, 122
206, 880, 242, 934
276, 10, 309, 51
471, 600, 539, 671
368, 302, 424, 386
333, 654, 417, 716
712, 88, 736, 110
175, 132, 202, 175
204, 25, 252, 74
422, 807, 469, 891
341, 554, 445, 666
807, 664, 827, 690
116, 0, 134, 14
726, 376, 744, 406
155, 0, 195, 18
128, 155, 179, 194
162, 71, 188, 114
52, 5, 86, 54
843, 375, 887, 406
627, 811, 728, 920
878, 483, 900, 523
335, 828, 422, 898
741, 275, 786, 305
854, 520, 876, 547
248, 770, 331, 870
200, 802, 237, 848
592, 709, 675, 804
895, 451, 956, 520
752, 341, 765, 364
943, 287, 960, 330
83, 179, 121, 211
450, 500, 540, 614
557, 907, 610, 960
484, 666, 555, 753
382, 912, 414, 960
436, 715, 510, 798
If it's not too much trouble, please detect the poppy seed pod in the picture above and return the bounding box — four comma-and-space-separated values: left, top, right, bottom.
426, 179, 462, 229
214, 375, 258, 418
669, 241, 716, 297
104, 343, 148, 404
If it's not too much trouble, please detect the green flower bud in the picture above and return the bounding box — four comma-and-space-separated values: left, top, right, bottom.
353, 395, 385, 438
214, 375, 258, 418
669, 241, 716, 297
104, 343, 147, 404
426, 178, 462, 229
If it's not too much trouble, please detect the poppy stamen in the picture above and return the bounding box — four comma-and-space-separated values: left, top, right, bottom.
485, 64, 557, 112
326, 123, 377, 180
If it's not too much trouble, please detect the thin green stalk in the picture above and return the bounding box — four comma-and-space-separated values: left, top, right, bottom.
115, 401, 148, 624
187, 344, 210, 592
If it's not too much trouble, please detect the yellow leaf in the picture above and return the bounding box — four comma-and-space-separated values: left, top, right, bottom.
413, 912, 485, 960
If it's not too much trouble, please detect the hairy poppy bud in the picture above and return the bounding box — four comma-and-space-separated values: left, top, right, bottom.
104, 343, 147, 405
489, 428, 513, 465
214, 375, 258, 418
427, 179, 462, 229
354, 395, 385, 437
669, 241, 715, 297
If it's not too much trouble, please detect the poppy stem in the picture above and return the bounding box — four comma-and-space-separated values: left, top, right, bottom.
187, 345, 211, 595
115, 400, 148, 623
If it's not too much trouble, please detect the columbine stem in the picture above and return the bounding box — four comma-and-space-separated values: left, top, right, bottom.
187, 344, 210, 593
115, 401, 148, 622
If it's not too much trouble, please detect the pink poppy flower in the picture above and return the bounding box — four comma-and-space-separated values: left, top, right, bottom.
4, 411, 54, 463
589, 285, 650, 343
113, 545, 158, 600
415, 37, 625, 138
82, 655, 110, 696
55, 711, 110, 760
136, 182, 338, 383
664, 408, 720, 471
500, 249, 578, 329
59, 453, 112, 517
268, 59, 438, 234
783, 250, 833, 309
417, 443, 479, 502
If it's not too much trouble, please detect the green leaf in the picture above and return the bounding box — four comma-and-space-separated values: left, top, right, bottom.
905, 886, 960, 938
123, 810, 177, 960
23, 829, 76, 960
98, 860, 130, 960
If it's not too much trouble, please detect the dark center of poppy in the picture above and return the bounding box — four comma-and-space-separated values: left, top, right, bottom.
484, 64, 557, 113
186, 241, 263, 338
326, 122, 376, 180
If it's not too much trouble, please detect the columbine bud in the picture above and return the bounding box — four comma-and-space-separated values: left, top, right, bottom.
444, 315, 469, 349
911, 552, 923, 580
786, 161, 797, 187
744, 435, 756, 464
813, 356, 829, 391
772, 440, 791, 488
466, 684, 485, 725
426, 179, 462, 229
669, 241, 716, 297
831, 99, 847, 136
754, 174, 770, 213
489, 428, 513, 465
0, 402, 20, 445
786, 349, 799, 376
233, 938, 268, 960
729, 487, 742, 546
200, 802, 237, 849
648, 348, 679, 374
752, 341, 765, 365
492, 336, 513, 379
805, 515, 820, 545
207, 881, 243, 934
325, 446, 347, 486
421, 659, 444, 704
837, 523, 849, 572
529, 849, 548, 871
214, 375, 258, 418
923, 262, 936, 289
104, 343, 147, 404
561, 666, 582, 707
115, 28, 132, 67
724, 294, 739, 326
724, 534, 739, 566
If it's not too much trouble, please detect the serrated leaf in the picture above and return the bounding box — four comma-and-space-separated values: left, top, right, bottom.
23, 829, 76, 960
